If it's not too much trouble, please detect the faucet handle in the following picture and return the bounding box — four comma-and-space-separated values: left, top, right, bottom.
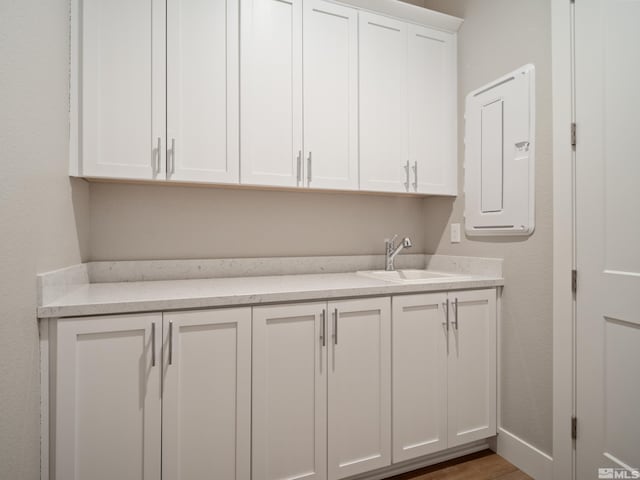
386, 234, 398, 246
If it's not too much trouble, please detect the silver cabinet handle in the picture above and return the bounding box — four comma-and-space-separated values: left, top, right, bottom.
156, 137, 162, 174
168, 321, 174, 365
412, 161, 418, 191
442, 299, 449, 354
168, 138, 176, 175
404, 160, 410, 191
452, 298, 459, 330
307, 152, 313, 185
151, 322, 156, 366
296, 150, 302, 185
333, 308, 338, 345
320, 309, 326, 347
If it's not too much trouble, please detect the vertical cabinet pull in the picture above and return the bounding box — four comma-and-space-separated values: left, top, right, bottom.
307, 152, 313, 185
156, 137, 162, 174
412, 161, 418, 191
296, 150, 302, 185
404, 160, 410, 191
333, 308, 339, 345
452, 298, 459, 330
442, 299, 449, 354
168, 321, 174, 365
151, 322, 156, 367
320, 309, 326, 347
169, 138, 176, 175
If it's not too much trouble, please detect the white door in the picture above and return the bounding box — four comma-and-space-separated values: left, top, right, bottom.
241, 0, 303, 187
327, 297, 391, 479
166, 0, 239, 184
252, 303, 327, 480
447, 289, 497, 447
79, 0, 166, 180
408, 24, 457, 195
575, 1, 640, 477
303, 0, 359, 190
392, 293, 449, 462
162, 308, 251, 480
55, 314, 162, 480
359, 12, 409, 193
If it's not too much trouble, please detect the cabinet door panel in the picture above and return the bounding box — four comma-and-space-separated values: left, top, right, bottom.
408, 25, 457, 195
392, 293, 448, 462
252, 303, 327, 480
80, 0, 165, 179
359, 12, 408, 193
328, 297, 391, 479
167, 0, 239, 183
241, 0, 303, 187
55, 314, 162, 480
162, 308, 251, 480
447, 289, 497, 447
303, 0, 359, 190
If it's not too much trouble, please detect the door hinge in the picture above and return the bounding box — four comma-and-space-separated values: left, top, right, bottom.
571, 416, 577, 439
571, 122, 577, 147
572, 269, 577, 293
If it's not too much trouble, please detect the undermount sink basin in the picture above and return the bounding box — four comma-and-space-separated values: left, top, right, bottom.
357, 269, 470, 284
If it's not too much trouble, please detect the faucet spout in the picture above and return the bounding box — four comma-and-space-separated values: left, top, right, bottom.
385, 236, 412, 271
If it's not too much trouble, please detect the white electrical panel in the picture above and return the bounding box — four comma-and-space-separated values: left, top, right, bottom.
464, 64, 535, 236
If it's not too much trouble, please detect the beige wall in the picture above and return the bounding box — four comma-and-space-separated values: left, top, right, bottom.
89, 183, 427, 260
419, 0, 553, 455
0, 1, 90, 478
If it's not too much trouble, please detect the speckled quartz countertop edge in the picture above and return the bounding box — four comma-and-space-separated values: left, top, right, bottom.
37, 271, 504, 319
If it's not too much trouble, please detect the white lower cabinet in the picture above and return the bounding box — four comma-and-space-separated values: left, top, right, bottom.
252, 297, 391, 480
50, 289, 495, 480
55, 313, 163, 480
53, 308, 251, 480
162, 308, 251, 480
392, 289, 497, 463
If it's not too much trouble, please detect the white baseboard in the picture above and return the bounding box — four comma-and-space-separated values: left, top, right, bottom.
492, 427, 553, 480
348, 440, 490, 480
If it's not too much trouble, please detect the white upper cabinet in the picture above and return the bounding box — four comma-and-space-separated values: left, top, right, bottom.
359, 12, 409, 193
74, 0, 166, 180
166, 0, 239, 184
408, 24, 457, 195
303, 0, 359, 190
240, 0, 304, 187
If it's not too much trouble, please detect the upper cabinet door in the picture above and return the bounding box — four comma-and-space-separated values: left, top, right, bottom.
241, 0, 303, 187
447, 289, 497, 447
77, 0, 166, 180
327, 297, 391, 480
55, 313, 162, 480
162, 308, 251, 480
408, 25, 457, 195
303, 0, 359, 190
166, 0, 239, 184
359, 12, 409, 193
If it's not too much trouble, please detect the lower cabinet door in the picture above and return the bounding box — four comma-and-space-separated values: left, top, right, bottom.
447, 289, 497, 447
162, 308, 251, 480
328, 297, 392, 480
252, 303, 328, 480
392, 293, 449, 462
55, 313, 162, 480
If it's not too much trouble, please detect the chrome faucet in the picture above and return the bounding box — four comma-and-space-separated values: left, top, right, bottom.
385, 235, 413, 271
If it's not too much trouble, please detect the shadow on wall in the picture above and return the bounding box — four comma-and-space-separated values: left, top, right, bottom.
70, 177, 91, 261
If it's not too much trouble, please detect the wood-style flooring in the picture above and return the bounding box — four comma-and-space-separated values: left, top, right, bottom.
387, 450, 533, 480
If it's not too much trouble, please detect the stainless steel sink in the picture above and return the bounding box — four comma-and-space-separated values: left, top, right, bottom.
356, 269, 470, 284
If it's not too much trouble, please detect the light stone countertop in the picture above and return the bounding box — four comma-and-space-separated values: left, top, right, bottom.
37, 271, 503, 319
